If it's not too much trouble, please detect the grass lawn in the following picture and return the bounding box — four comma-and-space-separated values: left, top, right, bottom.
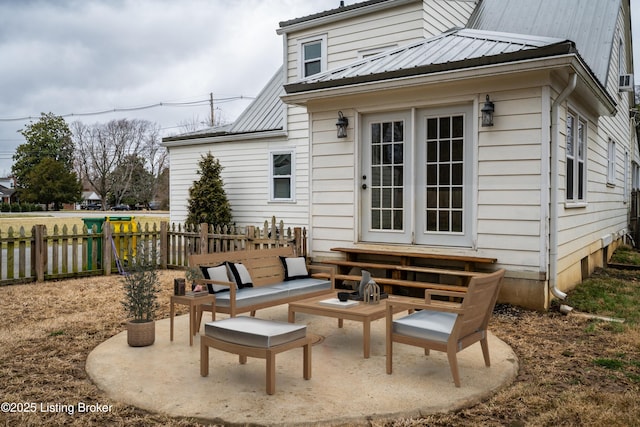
0, 214, 168, 232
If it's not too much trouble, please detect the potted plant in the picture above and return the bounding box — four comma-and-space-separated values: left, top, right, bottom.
185, 265, 205, 292
121, 245, 161, 347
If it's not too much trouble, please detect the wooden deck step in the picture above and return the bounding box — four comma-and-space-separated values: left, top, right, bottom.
313, 273, 468, 294
321, 259, 489, 278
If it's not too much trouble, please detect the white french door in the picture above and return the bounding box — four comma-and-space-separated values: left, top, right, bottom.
360, 112, 412, 243
360, 105, 473, 247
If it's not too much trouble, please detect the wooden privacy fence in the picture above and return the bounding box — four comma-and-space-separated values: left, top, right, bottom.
0, 217, 306, 285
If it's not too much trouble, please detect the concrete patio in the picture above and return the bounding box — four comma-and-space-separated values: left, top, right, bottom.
86, 305, 518, 426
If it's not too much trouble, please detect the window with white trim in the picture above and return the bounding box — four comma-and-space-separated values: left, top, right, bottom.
632, 162, 640, 190
270, 150, 295, 201
607, 139, 616, 185
299, 35, 327, 78
619, 38, 625, 76
566, 111, 587, 202
624, 150, 629, 202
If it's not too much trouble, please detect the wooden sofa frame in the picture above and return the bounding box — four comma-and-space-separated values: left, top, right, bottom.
189, 246, 334, 318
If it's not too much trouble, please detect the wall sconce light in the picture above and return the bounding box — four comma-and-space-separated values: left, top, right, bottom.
481, 95, 494, 127
336, 111, 349, 138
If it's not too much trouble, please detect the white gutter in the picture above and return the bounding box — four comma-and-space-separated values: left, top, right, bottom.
549, 72, 577, 300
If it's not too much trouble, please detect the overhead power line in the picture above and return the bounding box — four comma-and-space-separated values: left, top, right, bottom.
0, 95, 254, 122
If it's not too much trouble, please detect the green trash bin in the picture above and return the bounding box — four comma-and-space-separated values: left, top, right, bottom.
82, 217, 105, 270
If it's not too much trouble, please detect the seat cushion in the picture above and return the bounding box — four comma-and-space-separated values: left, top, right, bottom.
393, 310, 457, 343
204, 316, 306, 348
214, 286, 287, 308
271, 277, 332, 297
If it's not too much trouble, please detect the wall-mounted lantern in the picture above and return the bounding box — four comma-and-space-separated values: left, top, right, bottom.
481, 95, 494, 127
336, 111, 349, 138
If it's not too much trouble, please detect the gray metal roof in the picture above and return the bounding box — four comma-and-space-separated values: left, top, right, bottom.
467, 0, 620, 86
285, 28, 573, 93
229, 66, 284, 134
163, 66, 284, 142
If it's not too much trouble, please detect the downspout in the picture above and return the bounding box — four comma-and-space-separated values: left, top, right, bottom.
549, 72, 577, 300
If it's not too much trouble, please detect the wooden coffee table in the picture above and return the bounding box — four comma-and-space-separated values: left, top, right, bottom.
288, 292, 407, 358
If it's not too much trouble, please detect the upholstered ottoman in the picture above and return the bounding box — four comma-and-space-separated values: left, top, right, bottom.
200, 316, 312, 395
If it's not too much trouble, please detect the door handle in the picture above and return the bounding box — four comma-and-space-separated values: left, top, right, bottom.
362, 184, 367, 189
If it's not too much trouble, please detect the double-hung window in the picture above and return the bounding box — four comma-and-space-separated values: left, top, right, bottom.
270, 150, 295, 201
566, 111, 587, 202
607, 139, 617, 185
299, 35, 326, 78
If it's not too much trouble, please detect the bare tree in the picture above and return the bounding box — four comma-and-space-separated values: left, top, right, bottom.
73, 119, 164, 208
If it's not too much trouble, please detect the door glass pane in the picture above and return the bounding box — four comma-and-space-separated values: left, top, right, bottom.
372, 166, 381, 186
424, 114, 465, 233
393, 188, 403, 208
393, 121, 403, 141
452, 211, 463, 232
383, 144, 392, 164
439, 141, 450, 162
427, 210, 437, 231
382, 166, 392, 186
394, 166, 403, 186
371, 123, 381, 143
393, 210, 403, 229
452, 187, 463, 208
372, 188, 380, 208
452, 116, 464, 138
439, 117, 450, 138
452, 140, 463, 161
369, 120, 404, 231
372, 210, 380, 229
439, 188, 450, 208
427, 188, 437, 208
382, 210, 391, 229
383, 122, 392, 142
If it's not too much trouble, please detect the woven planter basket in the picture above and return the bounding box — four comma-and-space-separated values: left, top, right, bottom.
126, 320, 156, 347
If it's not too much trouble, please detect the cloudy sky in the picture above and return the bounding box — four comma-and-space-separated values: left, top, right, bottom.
1, 0, 639, 176
0, 0, 347, 175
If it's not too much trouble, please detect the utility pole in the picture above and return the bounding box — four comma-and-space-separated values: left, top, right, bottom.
209, 92, 214, 126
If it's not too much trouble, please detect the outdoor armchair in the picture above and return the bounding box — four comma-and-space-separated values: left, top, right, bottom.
386, 268, 505, 387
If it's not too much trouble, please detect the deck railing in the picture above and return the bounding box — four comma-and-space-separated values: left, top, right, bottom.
0, 217, 306, 285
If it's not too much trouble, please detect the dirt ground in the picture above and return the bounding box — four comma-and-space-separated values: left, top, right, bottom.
0, 270, 638, 426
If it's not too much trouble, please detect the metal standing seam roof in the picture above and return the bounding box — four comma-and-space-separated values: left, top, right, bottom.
284, 28, 573, 93
163, 66, 285, 142
467, 0, 620, 88
228, 65, 284, 134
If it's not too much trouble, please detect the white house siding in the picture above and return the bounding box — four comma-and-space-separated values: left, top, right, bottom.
283, 3, 424, 85
554, 4, 637, 292
304, 78, 549, 275
476, 88, 546, 274
283, 1, 477, 85
167, 136, 310, 229
284, 0, 482, 244
422, 0, 478, 36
